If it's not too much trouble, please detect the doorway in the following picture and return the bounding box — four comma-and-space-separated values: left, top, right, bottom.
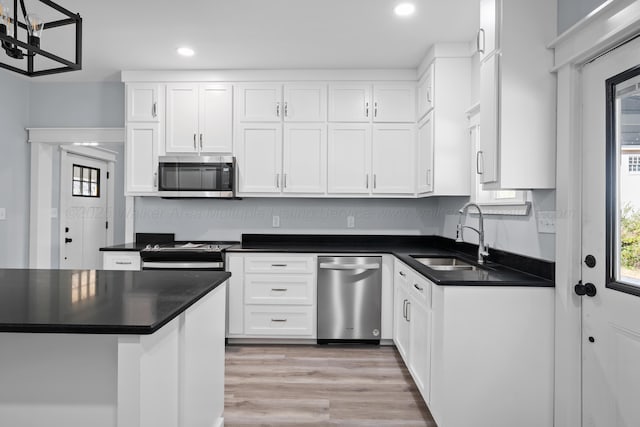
580, 37, 640, 426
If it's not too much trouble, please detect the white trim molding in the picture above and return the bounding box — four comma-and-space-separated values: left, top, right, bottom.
27, 127, 125, 145
550, 2, 640, 427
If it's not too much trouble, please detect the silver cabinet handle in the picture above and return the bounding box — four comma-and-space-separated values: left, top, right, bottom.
427, 169, 431, 186
193, 133, 197, 150
276, 102, 281, 117
153, 172, 158, 188
319, 262, 380, 270
199, 133, 203, 150
284, 173, 288, 188
365, 101, 369, 117
284, 102, 288, 117
271, 264, 288, 267
276, 173, 280, 188
399, 271, 406, 277
478, 28, 486, 54
366, 174, 369, 189
406, 301, 411, 321
152, 102, 157, 118
115, 261, 132, 265
477, 151, 484, 175
271, 288, 288, 292
403, 299, 407, 319
271, 319, 287, 322
426, 87, 432, 103
414, 283, 423, 292
373, 174, 377, 189
374, 101, 378, 117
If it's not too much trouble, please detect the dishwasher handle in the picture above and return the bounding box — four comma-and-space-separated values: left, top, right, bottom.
319, 262, 380, 270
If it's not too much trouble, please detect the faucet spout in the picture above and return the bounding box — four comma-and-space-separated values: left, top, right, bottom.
456, 202, 489, 264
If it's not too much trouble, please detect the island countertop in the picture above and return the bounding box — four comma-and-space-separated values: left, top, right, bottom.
0, 269, 230, 334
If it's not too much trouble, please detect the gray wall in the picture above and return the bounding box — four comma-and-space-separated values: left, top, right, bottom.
558, 0, 607, 34
0, 73, 31, 268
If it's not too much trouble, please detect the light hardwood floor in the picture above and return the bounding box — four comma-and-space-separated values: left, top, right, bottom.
224, 345, 437, 426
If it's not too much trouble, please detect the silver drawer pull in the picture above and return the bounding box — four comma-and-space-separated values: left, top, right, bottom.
271, 264, 288, 267
414, 283, 424, 292
319, 263, 380, 270
271, 319, 288, 322
271, 288, 288, 292
115, 261, 132, 265
399, 271, 406, 277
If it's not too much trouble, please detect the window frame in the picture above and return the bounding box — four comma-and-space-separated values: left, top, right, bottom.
72, 164, 101, 198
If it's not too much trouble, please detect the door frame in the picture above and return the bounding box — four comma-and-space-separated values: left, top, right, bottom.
549, 2, 640, 427
59, 146, 116, 269
27, 128, 124, 268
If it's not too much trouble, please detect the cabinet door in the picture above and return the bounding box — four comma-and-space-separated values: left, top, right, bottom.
479, 54, 499, 184
283, 124, 326, 194
372, 125, 415, 194
127, 83, 160, 122
236, 123, 282, 193
373, 84, 416, 123
417, 112, 434, 194
283, 84, 327, 122
328, 84, 371, 122
394, 282, 411, 362
327, 124, 371, 194
417, 64, 434, 119
236, 84, 283, 122
166, 83, 199, 153
125, 123, 158, 194
408, 298, 431, 402
199, 84, 233, 153
479, 0, 499, 61
226, 254, 244, 336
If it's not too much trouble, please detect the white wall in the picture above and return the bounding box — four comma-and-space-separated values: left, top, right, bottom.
557, 0, 607, 33
0, 73, 31, 268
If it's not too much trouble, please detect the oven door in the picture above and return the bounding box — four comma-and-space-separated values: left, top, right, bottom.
142, 261, 225, 271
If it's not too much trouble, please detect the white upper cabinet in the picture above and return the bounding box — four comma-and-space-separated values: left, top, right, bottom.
417, 64, 434, 120
283, 85, 327, 122
373, 85, 416, 123
328, 85, 372, 122
478, 0, 499, 62
166, 83, 233, 154
126, 83, 161, 122
236, 123, 282, 193
372, 125, 415, 194
417, 111, 434, 194
126, 123, 159, 195
236, 84, 283, 122
283, 124, 327, 194
327, 124, 371, 194
479, 55, 499, 184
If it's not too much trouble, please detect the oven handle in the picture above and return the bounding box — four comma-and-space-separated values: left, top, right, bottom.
142, 261, 224, 270
319, 263, 380, 270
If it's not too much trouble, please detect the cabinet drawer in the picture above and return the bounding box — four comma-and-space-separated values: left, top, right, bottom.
102, 252, 141, 270
408, 274, 431, 307
245, 274, 314, 305
394, 259, 411, 288
244, 306, 315, 336
244, 255, 315, 274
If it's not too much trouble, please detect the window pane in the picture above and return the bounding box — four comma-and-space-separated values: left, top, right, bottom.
73, 181, 81, 196
616, 76, 640, 285
73, 166, 81, 180
82, 181, 90, 196
91, 183, 98, 196
82, 167, 90, 182
91, 169, 98, 183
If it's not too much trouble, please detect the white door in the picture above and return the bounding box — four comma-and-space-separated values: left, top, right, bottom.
283, 124, 326, 194
393, 281, 410, 361
199, 84, 233, 153
581, 38, 640, 427
408, 296, 431, 402
236, 84, 283, 122
236, 123, 282, 194
60, 153, 109, 269
283, 84, 327, 122
327, 124, 371, 194
417, 112, 434, 194
372, 125, 415, 194
328, 84, 371, 122
479, 54, 499, 184
166, 83, 199, 153
373, 84, 416, 123
125, 123, 158, 194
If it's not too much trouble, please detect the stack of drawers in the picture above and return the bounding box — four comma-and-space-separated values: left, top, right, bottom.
243, 254, 317, 338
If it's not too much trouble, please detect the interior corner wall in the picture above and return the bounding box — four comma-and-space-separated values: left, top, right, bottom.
557, 0, 607, 34
0, 72, 31, 268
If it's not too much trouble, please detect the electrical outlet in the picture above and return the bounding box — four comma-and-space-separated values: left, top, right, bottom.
537, 211, 556, 234
0, 208, 5, 220
347, 216, 355, 228
272, 215, 280, 228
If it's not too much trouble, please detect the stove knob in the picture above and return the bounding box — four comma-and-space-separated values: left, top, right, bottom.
154, 244, 160, 250
145, 244, 152, 250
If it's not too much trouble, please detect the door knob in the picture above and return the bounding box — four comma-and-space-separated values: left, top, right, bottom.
65, 238, 73, 243
575, 281, 597, 297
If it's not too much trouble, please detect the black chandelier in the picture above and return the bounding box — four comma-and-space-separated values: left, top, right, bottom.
0, 0, 81, 77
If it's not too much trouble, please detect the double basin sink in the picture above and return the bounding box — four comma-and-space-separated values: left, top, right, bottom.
412, 256, 482, 272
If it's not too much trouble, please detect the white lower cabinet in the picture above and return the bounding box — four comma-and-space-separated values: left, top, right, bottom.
102, 251, 141, 270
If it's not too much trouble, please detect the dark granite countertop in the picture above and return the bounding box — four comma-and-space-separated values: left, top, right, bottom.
0, 269, 230, 334
99, 242, 149, 252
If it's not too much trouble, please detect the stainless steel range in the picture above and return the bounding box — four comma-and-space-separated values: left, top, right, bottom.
140, 242, 234, 271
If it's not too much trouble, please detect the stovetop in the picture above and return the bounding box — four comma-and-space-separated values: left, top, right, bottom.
142, 242, 234, 253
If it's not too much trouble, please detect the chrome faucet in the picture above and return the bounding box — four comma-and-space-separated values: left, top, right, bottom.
456, 202, 489, 264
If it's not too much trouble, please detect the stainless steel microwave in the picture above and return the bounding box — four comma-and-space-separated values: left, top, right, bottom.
157, 156, 235, 198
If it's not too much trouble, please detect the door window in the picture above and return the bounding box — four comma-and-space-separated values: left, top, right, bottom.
607, 67, 640, 292
72, 164, 100, 197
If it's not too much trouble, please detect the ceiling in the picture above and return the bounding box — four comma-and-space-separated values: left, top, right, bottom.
12, 0, 480, 82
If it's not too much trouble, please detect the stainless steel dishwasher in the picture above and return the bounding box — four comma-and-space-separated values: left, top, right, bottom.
317, 256, 382, 344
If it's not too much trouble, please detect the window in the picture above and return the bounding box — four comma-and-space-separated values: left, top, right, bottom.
629, 155, 640, 173
72, 164, 100, 197
607, 67, 640, 292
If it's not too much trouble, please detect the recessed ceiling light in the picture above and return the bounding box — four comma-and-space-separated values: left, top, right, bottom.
177, 47, 195, 57
394, 2, 415, 17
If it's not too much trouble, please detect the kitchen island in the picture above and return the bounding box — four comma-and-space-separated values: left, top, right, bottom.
0, 269, 229, 427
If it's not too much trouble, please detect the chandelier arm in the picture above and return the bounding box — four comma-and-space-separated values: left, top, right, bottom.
18, 0, 28, 25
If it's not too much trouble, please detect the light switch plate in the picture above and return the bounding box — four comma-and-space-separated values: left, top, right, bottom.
347, 216, 355, 228
272, 215, 280, 228
537, 211, 556, 234
0, 208, 5, 220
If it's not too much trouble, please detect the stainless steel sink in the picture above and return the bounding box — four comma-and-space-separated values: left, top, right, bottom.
412, 257, 479, 271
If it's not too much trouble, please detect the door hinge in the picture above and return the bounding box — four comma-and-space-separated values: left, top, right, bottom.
105, 221, 109, 230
